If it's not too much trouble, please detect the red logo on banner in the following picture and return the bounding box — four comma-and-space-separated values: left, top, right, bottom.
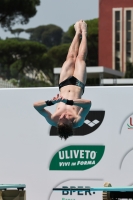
127, 117, 133, 129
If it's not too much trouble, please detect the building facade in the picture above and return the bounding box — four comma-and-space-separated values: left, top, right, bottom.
99, 0, 133, 73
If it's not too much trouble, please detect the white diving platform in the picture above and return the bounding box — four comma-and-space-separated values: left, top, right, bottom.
0, 184, 26, 190
53, 186, 133, 192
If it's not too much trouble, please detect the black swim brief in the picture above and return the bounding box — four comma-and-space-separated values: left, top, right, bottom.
59, 76, 85, 94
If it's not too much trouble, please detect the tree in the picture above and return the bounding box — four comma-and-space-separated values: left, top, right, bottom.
19, 77, 51, 87
125, 62, 133, 78
25, 24, 63, 48
0, 0, 40, 29
61, 32, 72, 44
25, 26, 45, 43
39, 53, 55, 83
10, 28, 24, 37
0, 38, 47, 80
42, 24, 63, 48
47, 44, 70, 67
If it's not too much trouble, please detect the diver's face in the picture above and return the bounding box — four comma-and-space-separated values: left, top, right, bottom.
58, 113, 72, 125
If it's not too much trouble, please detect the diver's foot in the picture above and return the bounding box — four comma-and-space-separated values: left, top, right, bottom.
81, 21, 87, 36
74, 21, 81, 35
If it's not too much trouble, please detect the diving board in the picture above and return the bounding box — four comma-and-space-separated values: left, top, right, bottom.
0, 184, 26, 190
53, 186, 133, 192
53, 185, 133, 199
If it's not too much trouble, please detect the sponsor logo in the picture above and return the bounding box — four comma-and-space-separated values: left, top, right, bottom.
49, 145, 105, 171
53, 186, 94, 195
50, 111, 105, 136
127, 117, 133, 129
120, 114, 133, 134
50, 180, 103, 200
84, 119, 99, 127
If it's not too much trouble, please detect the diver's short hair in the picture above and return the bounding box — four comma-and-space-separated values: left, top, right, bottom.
57, 123, 74, 140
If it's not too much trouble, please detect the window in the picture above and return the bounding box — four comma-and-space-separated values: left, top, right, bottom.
115, 11, 121, 71
113, 8, 133, 72
126, 10, 132, 62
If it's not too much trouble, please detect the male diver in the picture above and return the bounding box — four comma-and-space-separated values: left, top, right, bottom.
33, 20, 91, 140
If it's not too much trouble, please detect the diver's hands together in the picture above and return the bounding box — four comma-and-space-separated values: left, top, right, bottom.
51, 94, 63, 104
51, 94, 67, 104
51, 94, 62, 104
60, 97, 67, 103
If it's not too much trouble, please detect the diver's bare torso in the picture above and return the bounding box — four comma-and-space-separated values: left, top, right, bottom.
51, 85, 83, 124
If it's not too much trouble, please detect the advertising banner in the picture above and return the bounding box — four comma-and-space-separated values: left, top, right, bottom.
0, 86, 133, 200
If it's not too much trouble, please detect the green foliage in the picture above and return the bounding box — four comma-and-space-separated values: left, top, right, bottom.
125, 62, 133, 78
0, 38, 47, 80
10, 28, 24, 37
48, 44, 70, 67
42, 24, 63, 48
10, 60, 22, 76
0, 0, 40, 29
39, 53, 54, 83
87, 18, 98, 35
61, 32, 72, 44
19, 77, 51, 87
86, 19, 98, 66
25, 24, 63, 48
0, 19, 99, 87
0, 39, 46, 60
25, 26, 45, 42
66, 24, 75, 39
9, 78, 19, 86
6, 37, 28, 42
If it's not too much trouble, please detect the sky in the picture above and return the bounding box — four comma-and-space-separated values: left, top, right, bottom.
0, 0, 99, 39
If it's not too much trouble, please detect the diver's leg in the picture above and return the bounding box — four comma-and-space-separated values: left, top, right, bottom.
73, 21, 88, 84
59, 21, 82, 83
